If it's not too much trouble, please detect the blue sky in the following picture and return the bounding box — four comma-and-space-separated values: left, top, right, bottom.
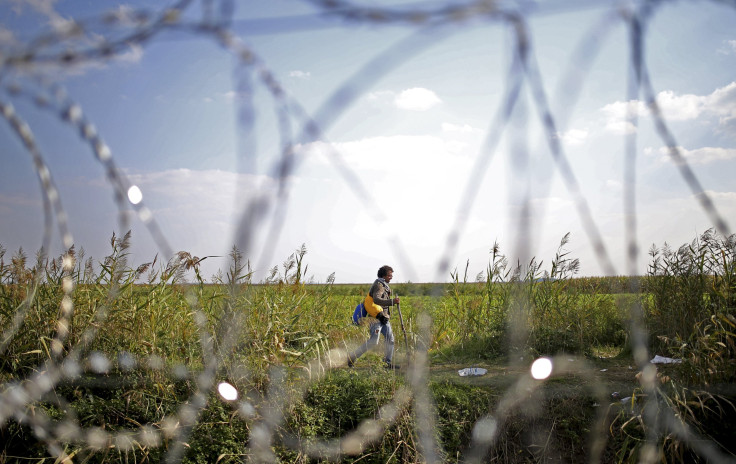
1, 0, 735, 283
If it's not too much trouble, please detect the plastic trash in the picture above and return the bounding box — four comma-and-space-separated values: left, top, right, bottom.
650, 355, 682, 364
611, 392, 640, 415
458, 367, 487, 377
612, 392, 632, 404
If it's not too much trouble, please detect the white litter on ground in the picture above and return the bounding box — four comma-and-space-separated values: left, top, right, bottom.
458, 367, 487, 377
650, 355, 682, 364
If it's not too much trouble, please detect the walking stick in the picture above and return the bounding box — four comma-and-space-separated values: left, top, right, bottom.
395, 293, 410, 356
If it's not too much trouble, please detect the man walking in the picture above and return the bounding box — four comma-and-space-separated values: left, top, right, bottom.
348, 265, 401, 369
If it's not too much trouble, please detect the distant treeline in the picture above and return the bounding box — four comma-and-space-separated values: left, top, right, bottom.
324, 276, 642, 297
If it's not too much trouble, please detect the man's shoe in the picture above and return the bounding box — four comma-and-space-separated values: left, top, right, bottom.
384, 361, 400, 370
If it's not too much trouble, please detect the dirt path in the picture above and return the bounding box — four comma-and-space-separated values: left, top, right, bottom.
423, 355, 660, 399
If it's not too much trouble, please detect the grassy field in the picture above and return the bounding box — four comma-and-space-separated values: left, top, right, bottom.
1, 230, 735, 463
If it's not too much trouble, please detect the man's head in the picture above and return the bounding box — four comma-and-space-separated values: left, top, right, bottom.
378, 265, 394, 282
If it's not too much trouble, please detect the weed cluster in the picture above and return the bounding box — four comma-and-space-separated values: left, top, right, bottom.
644, 228, 736, 385
434, 234, 628, 360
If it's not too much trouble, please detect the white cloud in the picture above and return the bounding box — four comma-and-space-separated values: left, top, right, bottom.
705, 189, 736, 200
43, 168, 287, 282
600, 82, 736, 134
364, 88, 443, 111
708, 82, 736, 109
297, 134, 469, 172
49, 15, 78, 34
530, 196, 572, 213
600, 99, 646, 120
119, 169, 277, 243
223, 90, 250, 101
104, 5, 139, 26
394, 87, 441, 111
604, 119, 637, 135
654, 90, 706, 120
114, 43, 144, 64
126, 169, 273, 210
0, 192, 41, 210
706, 81, 736, 132
601, 90, 705, 123
123, 168, 277, 257
444, 140, 470, 155
605, 179, 623, 192
0, 26, 18, 45
9, 0, 63, 23
294, 134, 475, 248
442, 122, 481, 134
717, 39, 736, 55
600, 100, 645, 134
645, 145, 736, 165
366, 90, 394, 102
556, 128, 589, 146
289, 70, 310, 79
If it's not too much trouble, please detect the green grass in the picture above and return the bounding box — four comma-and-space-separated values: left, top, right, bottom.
1, 230, 735, 462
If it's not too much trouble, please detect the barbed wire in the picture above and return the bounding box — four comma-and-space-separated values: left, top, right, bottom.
1, 0, 734, 463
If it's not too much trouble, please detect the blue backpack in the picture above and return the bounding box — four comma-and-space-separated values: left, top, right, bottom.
351, 302, 367, 325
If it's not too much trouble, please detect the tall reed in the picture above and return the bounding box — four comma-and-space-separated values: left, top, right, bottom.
644, 228, 736, 356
